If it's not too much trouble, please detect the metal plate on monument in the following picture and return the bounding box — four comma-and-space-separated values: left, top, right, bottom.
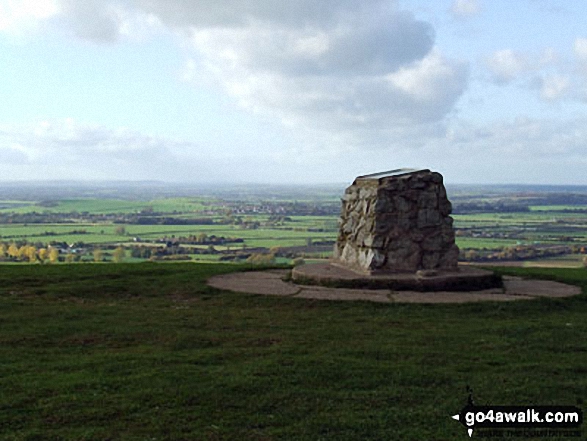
355, 168, 429, 181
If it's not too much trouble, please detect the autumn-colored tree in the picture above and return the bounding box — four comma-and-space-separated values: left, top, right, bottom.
93, 248, 103, 262
246, 253, 275, 265
8, 244, 18, 259
112, 246, 126, 263
38, 248, 48, 262
464, 250, 478, 261
65, 254, 75, 263
49, 247, 60, 263
17, 245, 28, 261
25, 245, 37, 262
0, 243, 6, 258
115, 226, 126, 236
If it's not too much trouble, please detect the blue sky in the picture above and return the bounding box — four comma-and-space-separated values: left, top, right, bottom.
1, 0, 587, 184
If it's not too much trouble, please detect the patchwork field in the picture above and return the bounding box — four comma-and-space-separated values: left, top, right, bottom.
1, 183, 587, 267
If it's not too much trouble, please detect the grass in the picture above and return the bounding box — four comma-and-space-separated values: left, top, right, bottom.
0, 222, 336, 250
0, 263, 586, 440
529, 205, 587, 212
455, 237, 521, 249
0, 198, 211, 215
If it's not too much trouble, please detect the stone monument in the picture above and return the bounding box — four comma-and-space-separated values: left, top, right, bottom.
292, 168, 500, 291
333, 168, 459, 274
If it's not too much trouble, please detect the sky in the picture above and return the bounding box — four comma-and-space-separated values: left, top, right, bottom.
1, 0, 587, 185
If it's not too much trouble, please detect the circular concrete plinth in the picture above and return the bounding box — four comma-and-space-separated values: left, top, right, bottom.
207, 269, 581, 304
291, 263, 501, 292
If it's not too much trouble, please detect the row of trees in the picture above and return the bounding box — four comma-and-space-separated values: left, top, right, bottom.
0, 243, 126, 263
459, 244, 585, 262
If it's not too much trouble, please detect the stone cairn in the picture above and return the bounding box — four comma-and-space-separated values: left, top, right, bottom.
333, 168, 459, 274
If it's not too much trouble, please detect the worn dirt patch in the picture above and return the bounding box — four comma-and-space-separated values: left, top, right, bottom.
208, 270, 582, 303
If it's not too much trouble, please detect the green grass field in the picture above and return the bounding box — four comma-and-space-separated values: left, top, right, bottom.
0, 263, 586, 440
2, 199, 587, 267
0, 198, 211, 215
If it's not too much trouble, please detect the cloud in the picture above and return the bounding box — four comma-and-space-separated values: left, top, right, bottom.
483, 46, 582, 102
135, 0, 383, 29
450, 0, 481, 19
574, 37, 587, 62
5, 0, 468, 154
537, 74, 570, 101
446, 117, 587, 159
175, 1, 467, 149
485, 49, 531, 83
0, 119, 200, 180
191, 13, 434, 78
0, 1, 474, 179
57, 0, 122, 42
0, 0, 58, 34
426, 116, 587, 184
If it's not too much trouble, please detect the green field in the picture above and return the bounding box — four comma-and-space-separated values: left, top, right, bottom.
0, 263, 586, 439
0, 198, 211, 215
0, 221, 337, 252
529, 205, 587, 212
1, 195, 587, 266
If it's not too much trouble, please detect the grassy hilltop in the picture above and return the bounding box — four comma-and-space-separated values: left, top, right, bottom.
1, 262, 586, 440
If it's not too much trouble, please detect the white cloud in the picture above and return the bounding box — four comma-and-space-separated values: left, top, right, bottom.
483, 39, 587, 103
538, 74, 570, 101
1, 1, 474, 181
0, 0, 59, 34
445, 117, 587, 158
485, 49, 530, 83
539, 47, 558, 66
427, 116, 587, 184
176, 2, 467, 150
450, 0, 481, 19
0, 120, 196, 180
55, 0, 163, 43
387, 50, 468, 104
189, 10, 434, 77
9, 0, 468, 154
134, 0, 382, 29
574, 37, 587, 62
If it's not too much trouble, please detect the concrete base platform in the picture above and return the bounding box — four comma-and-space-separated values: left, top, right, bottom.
291, 263, 501, 292
207, 270, 582, 304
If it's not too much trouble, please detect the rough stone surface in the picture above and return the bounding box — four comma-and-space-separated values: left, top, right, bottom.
333, 169, 458, 274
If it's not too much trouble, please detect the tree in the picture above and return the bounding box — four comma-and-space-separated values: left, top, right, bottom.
93, 248, 103, 262
464, 250, 478, 261
246, 253, 275, 265
112, 246, 126, 263
0, 243, 6, 258
17, 245, 28, 261
583, 256, 587, 268
115, 226, 126, 236
38, 248, 48, 263
49, 247, 60, 263
8, 244, 18, 259
25, 245, 37, 263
